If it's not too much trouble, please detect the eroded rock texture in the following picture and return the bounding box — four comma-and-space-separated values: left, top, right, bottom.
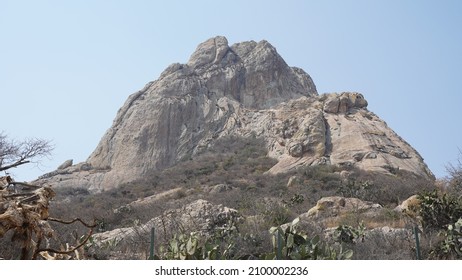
36, 36, 433, 191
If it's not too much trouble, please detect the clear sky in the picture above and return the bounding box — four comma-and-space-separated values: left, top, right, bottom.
1, 0, 461, 181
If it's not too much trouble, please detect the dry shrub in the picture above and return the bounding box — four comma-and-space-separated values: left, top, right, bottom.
351, 228, 414, 260
0, 180, 94, 259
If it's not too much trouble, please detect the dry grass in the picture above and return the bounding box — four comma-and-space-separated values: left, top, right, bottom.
42, 135, 438, 259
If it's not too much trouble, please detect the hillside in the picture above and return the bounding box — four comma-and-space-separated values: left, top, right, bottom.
8, 37, 457, 260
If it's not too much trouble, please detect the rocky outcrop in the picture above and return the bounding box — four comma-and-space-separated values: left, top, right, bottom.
93, 199, 241, 244
303, 196, 382, 219
57, 159, 73, 170
322, 93, 433, 177
35, 36, 434, 191
113, 187, 188, 215
323, 92, 368, 114
394, 195, 421, 220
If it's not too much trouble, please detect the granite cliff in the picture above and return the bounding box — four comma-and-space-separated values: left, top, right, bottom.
36, 36, 434, 191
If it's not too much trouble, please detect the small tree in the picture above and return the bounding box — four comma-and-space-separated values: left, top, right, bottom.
412, 151, 462, 259
0, 132, 53, 172
445, 149, 462, 191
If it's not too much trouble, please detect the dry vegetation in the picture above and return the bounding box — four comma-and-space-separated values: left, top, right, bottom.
0, 133, 95, 259
34, 135, 447, 259
3, 133, 459, 259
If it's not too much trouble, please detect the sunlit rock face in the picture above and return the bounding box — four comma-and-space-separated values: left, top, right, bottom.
36, 36, 433, 191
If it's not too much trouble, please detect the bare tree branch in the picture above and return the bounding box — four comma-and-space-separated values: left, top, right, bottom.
3, 192, 35, 199
445, 148, 462, 190
0, 160, 30, 172
10, 181, 41, 189
0, 133, 53, 172
33, 228, 94, 259
0, 135, 93, 260
48, 217, 97, 228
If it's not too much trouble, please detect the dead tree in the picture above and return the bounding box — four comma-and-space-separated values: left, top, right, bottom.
0, 133, 53, 172
0, 176, 95, 259
0, 133, 95, 259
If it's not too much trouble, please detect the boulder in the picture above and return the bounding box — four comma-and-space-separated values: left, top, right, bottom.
57, 159, 73, 170
394, 195, 421, 217
303, 196, 382, 218
207, 184, 233, 194
286, 175, 300, 188
92, 199, 242, 244
323, 92, 368, 114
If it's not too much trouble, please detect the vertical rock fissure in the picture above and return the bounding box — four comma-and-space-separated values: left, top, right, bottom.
322, 113, 332, 160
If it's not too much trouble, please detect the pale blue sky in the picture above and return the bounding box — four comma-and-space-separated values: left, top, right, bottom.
1, 0, 461, 181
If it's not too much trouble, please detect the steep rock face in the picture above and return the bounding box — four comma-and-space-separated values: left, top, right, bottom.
36, 36, 434, 191
84, 36, 318, 190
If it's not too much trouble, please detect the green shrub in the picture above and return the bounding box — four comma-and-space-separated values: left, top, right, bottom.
436, 218, 462, 258
416, 190, 462, 231
333, 223, 366, 244
337, 179, 374, 200
414, 190, 462, 259
263, 218, 353, 260
160, 233, 235, 260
